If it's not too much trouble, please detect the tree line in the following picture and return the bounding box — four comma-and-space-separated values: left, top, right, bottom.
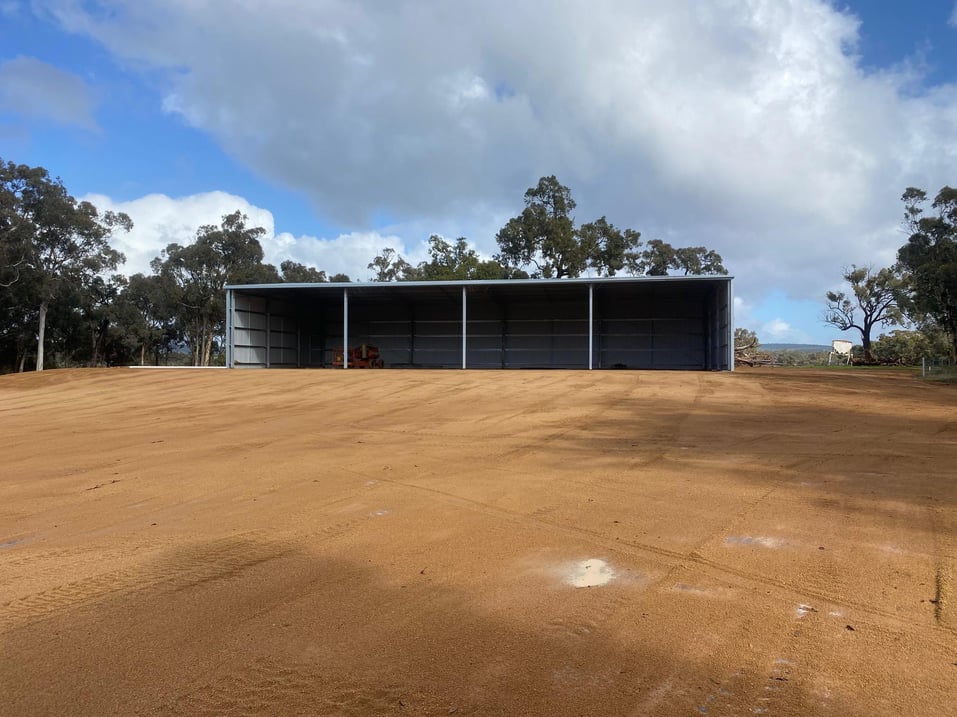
735, 185, 957, 366
1, 165, 727, 372
816, 186, 957, 364
367, 176, 726, 281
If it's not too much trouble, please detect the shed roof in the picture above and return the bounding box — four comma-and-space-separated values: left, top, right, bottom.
226, 275, 732, 291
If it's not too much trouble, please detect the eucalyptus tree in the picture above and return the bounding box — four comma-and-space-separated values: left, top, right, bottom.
898, 186, 957, 360
495, 176, 725, 278
152, 211, 274, 365
823, 265, 905, 363
0, 159, 131, 370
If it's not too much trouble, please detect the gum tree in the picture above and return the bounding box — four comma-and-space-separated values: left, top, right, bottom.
0, 160, 131, 370
823, 265, 905, 363
898, 186, 957, 360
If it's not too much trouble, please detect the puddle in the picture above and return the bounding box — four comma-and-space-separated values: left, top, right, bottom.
566, 559, 615, 588
724, 536, 782, 549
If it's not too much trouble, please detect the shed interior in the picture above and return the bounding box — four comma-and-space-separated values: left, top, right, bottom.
227, 278, 733, 370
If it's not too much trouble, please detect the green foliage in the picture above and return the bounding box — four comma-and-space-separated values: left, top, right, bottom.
734, 327, 759, 350
0, 159, 132, 370
412, 236, 520, 281
2, 159, 737, 372
122, 273, 180, 364
770, 349, 830, 367
576, 217, 641, 277
823, 265, 905, 362
280, 260, 327, 283
278, 260, 348, 283
368, 247, 414, 282
369, 237, 525, 282
636, 239, 674, 276
152, 211, 273, 366
495, 176, 643, 278
674, 246, 728, 276
496, 176, 724, 278
495, 176, 586, 278
627, 239, 727, 277
870, 328, 951, 365
897, 186, 957, 360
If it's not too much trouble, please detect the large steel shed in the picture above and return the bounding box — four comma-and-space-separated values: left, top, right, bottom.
225, 276, 734, 370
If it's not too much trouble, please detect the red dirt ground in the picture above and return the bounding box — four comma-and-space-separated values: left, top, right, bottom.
1, 367, 955, 716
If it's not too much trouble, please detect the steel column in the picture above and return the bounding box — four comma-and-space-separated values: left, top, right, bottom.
461, 286, 467, 369
343, 288, 349, 369
728, 279, 735, 371
225, 289, 233, 368
588, 283, 594, 370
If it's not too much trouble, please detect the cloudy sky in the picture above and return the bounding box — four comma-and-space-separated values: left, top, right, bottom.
2, 0, 956, 344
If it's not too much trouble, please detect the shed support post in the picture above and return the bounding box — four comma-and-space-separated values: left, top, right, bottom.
728, 279, 735, 371
265, 303, 271, 369
588, 283, 594, 370
343, 288, 349, 369
713, 289, 720, 370
225, 289, 233, 368
462, 286, 467, 369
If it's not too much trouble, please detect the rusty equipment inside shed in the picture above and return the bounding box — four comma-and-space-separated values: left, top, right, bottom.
332, 344, 385, 368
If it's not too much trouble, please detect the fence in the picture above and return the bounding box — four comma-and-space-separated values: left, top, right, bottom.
921, 356, 957, 379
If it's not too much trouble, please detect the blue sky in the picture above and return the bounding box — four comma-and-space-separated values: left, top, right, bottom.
2, 0, 957, 345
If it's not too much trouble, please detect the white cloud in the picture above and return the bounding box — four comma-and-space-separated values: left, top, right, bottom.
760, 318, 813, 344
271, 230, 408, 281
82, 190, 414, 282
38, 1, 957, 314
0, 55, 97, 129
82, 191, 275, 276
950, 3, 957, 27
733, 295, 755, 331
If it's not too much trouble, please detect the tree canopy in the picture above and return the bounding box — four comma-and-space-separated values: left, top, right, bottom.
1, 160, 132, 370
368, 236, 526, 282
823, 265, 905, 363
1, 159, 740, 372
495, 176, 641, 278
279, 260, 349, 283
495, 176, 726, 279
152, 211, 277, 366
898, 186, 957, 360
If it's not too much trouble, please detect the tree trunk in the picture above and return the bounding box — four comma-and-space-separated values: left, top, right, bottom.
140, 344, 146, 367
203, 332, 213, 366
201, 316, 213, 366
18, 351, 26, 373
861, 322, 874, 363
191, 320, 201, 366
91, 326, 100, 368
36, 301, 48, 371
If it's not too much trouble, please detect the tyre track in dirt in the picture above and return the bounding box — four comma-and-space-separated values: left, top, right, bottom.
3, 368, 956, 716
366, 471, 957, 646
0, 470, 405, 633
0, 507, 374, 632
0, 533, 291, 631
165, 657, 405, 717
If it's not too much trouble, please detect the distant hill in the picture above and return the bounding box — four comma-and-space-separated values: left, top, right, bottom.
762, 343, 831, 353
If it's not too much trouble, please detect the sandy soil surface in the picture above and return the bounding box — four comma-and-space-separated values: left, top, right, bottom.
1, 367, 955, 716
